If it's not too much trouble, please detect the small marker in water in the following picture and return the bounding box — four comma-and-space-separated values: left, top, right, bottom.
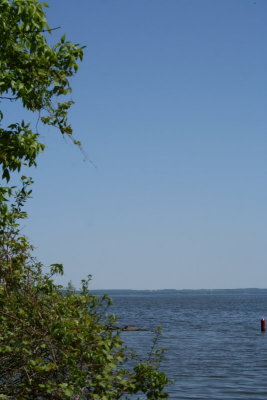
261, 318, 266, 332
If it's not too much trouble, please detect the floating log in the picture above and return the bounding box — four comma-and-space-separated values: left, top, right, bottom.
105, 325, 148, 331
121, 325, 148, 331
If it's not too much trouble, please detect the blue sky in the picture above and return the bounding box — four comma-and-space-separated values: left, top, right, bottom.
21, 0, 267, 289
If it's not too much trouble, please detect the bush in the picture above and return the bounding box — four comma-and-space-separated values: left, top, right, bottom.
0, 2, 169, 398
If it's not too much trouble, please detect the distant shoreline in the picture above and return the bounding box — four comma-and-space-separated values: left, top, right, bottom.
90, 288, 267, 296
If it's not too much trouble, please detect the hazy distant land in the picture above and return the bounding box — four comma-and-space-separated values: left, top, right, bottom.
91, 288, 267, 296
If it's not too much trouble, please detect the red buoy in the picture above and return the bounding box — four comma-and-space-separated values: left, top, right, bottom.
261, 318, 266, 332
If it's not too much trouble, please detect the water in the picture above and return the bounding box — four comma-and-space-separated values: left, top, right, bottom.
105, 291, 267, 399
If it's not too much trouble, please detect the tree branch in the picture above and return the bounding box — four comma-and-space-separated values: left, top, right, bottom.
0, 96, 18, 101
0, 310, 28, 326
20, 26, 61, 34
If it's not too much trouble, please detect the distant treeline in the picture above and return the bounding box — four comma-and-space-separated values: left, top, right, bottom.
89, 288, 267, 296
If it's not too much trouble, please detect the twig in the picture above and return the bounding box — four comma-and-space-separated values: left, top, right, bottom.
0, 96, 18, 101
17, 26, 61, 34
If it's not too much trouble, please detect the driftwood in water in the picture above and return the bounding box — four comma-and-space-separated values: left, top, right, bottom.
106, 325, 148, 332
122, 325, 148, 331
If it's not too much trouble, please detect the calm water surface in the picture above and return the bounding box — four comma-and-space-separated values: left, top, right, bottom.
109, 293, 267, 399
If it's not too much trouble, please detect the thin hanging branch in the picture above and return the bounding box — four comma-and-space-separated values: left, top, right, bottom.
19, 26, 61, 34
0, 96, 18, 101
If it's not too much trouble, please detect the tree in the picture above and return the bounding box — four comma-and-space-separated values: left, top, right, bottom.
0, 0, 83, 185
0, 1, 169, 399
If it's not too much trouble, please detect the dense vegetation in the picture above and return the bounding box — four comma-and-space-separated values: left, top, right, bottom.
0, 1, 169, 399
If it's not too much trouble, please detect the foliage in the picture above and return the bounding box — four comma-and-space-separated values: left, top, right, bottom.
0, 1, 169, 399
0, 182, 169, 399
0, 0, 84, 183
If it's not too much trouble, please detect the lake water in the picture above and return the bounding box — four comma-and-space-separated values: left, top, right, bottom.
105, 290, 267, 399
